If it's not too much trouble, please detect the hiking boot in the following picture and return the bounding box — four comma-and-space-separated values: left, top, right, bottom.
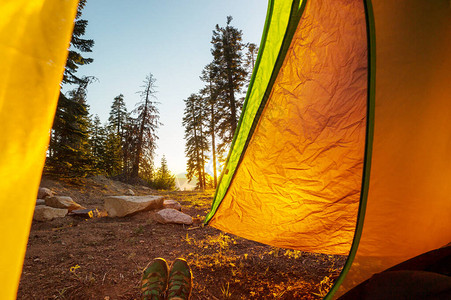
141, 258, 169, 300
167, 258, 192, 300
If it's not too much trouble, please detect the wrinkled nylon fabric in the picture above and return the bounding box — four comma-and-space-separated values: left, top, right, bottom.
0, 1, 78, 298
338, 0, 451, 294
210, 0, 367, 255
205, 0, 294, 222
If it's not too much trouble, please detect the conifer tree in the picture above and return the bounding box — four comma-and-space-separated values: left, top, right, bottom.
108, 94, 127, 140
90, 114, 106, 172
63, 0, 94, 86
139, 156, 155, 184
131, 73, 161, 179
122, 115, 138, 177
153, 156, 176, 190
103, 130, 123, 176
106, 94, 129, 175
244, 43, 259, 85
211, 16, 247, 148
200, 63, 219, 188
183, 94, 209, 190
46, 0, 95, 177
48, 79, 95, 176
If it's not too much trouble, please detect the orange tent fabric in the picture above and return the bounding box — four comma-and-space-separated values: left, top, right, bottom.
210, 0, 368, 255
207, 0, 451, 298
339, 0, 451, 294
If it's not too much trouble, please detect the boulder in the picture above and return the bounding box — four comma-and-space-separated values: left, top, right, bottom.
163, 199, 182, 211
104, 195, 164, 217
125, 189, 135, 196
45, 196, 84, 212
33, 206, 68, 221
37, 187, 53, 199
36, 199, 45, 206
154, 208, 193, 225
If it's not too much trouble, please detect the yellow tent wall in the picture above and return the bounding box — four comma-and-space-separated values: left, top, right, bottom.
0, 1, 78, 298
339, 0, 451, 294
209, 0, 368, 255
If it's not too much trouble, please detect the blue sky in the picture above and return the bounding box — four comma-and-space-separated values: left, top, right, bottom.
76, 1, 268, 174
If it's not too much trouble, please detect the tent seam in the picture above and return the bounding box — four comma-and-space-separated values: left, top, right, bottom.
205, 0, 307, 224
324, 0, 376, 298
205, 0, 275, 221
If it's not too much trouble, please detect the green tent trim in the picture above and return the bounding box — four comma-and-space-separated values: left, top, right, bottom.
324, 0, 376, 298
205, 0, 307, 224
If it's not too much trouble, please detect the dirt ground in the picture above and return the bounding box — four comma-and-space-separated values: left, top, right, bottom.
18, 176, 346, 299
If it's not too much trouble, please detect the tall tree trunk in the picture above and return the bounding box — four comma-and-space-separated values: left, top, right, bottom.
209, 80, 218, 188
226, 65, 237, 134
132, 92, 149, 178
200, 127, 206, 189
192, 105, 203, 190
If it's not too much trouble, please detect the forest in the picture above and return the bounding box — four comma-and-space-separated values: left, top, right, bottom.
47, 1, 258, 191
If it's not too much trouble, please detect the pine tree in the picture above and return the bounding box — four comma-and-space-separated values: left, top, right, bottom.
90, 114, 106, 172
183, 93, 209, 190
153, 156, 176, 190
200, 63, 219, 188
139, 156, 155, 184
131, 73, 161, 179
103, 130, 123, 176
122, 115, 138, 177
211, 16, 247, 148
46, 0, 95, 177
106, 94, 129, 175
244, 43, 259, 85
108, 94, 127, 140
47, 79, 95, 176
63, 0, 94, 86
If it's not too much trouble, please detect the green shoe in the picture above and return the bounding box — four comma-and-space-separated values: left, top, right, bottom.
141, 258, 169, 300
167, 258, 192, 300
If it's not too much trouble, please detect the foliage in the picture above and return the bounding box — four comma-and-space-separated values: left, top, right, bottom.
199, 63, 220, 188
210, 16, 247, 149
108, 94, 128, 140
103, 131, 123, 176
45, 0, 95, 177
183, 93, 209, 190
244, 43, 259, 85
138, 155, 155, 183
131, 73, 161, 178
182, 16, 255, 189
62, 0, 94, 86
46, 79, 95, 177
89, 115, 106, 171
152, 156, 176, 190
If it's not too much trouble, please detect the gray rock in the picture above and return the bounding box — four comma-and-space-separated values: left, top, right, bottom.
33, 206, 68, 221
37, 187, 53, 199
104, 195, 164, 217
154, 208, 193, 225
163, 199, 182, 211
45, 196, 84, 212
125, 189, 135, 196
36, 199, 45, 206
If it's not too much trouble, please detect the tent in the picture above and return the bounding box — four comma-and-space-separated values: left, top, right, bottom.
204, 0, 451, 298
0, 0, 449, 299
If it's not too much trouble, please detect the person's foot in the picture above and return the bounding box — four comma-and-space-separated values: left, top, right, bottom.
167, 258, 192, 300
141, 258, 169, 300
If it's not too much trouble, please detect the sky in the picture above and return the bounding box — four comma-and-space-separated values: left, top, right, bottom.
75, 1, 268, 175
